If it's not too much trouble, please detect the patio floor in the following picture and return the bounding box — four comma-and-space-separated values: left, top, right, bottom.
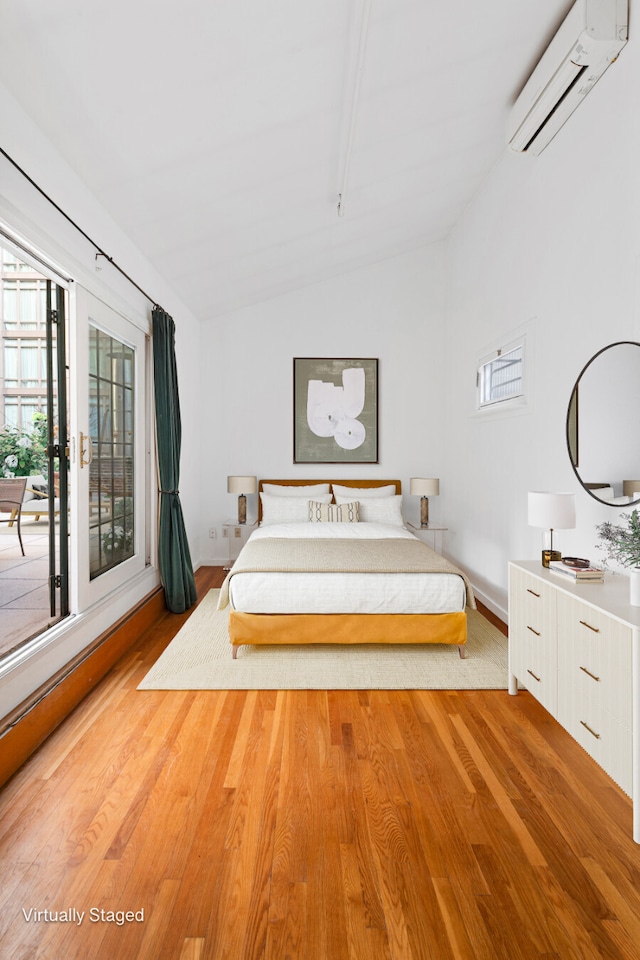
0, 519, 60, 659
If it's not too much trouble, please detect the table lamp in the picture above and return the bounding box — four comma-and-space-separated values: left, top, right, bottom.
227, 475, 257, 524
528, 491, 576, 567
410, 478, 440, 527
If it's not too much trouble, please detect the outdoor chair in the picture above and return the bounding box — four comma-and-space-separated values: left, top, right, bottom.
5, 474, 61, 524
20, 474, 58, 522
0, 476, 28, 556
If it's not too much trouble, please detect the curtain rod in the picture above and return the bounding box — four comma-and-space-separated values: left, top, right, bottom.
0, 146, 163, 310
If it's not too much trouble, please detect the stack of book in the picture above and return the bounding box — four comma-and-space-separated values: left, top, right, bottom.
548, 560, 604, 583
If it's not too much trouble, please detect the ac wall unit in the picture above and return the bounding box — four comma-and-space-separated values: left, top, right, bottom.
507, 0, 628, 155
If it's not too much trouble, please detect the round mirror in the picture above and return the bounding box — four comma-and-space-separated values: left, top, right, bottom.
567, 341, 640, 506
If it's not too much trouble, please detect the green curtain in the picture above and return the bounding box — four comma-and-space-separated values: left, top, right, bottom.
152, 306, 197, 613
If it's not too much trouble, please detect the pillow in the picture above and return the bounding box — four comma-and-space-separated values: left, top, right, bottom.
309, 500, 359, 523
262, 482, 331, 497
332, 483, 396, 498
260, 492, 331, 525
23, 475, 48, 502
335, 494, 405, 527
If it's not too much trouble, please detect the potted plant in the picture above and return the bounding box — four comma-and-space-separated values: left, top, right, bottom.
0, 414, 48, 478
595, 509, 640, 605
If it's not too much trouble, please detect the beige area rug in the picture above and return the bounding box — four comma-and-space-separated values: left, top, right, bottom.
139, 590, 508, 691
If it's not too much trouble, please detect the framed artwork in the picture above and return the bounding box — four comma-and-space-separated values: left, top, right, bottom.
293, 357, 379, 463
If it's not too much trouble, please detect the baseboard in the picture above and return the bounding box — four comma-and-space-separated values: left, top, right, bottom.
475, 598, 508, 637
471, 585, 508, 627
0, 586, 166, 789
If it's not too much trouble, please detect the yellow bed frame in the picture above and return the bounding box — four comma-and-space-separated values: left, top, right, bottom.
230, 479, 467, 659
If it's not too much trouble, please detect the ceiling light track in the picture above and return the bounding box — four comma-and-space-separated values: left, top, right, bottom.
337, 0, 372, 217
0, 146, 164, 310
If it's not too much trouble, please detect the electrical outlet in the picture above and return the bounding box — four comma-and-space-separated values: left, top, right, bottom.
234, 527, 242, 538
209, 528, 217, 539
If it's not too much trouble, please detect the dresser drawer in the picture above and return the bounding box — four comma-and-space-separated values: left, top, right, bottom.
557, 595, 632, 728
516, 652, 556, 711
508, 565, 557, 713
560, 685, 632, 796
517, 571, 555, 631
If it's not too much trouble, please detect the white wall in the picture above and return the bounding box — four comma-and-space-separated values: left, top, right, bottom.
199, 243, 447, 564
445, 35, 640, 619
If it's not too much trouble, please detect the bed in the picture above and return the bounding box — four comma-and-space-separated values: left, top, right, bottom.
217, 479, 475, 659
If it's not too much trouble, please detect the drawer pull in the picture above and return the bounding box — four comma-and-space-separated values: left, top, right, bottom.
526, 588, 541, 598
579, 665, 600, 683
579, 620, 600, 634
580, 720, 601, 740
526, 625, 541, 636
527, 669, 541, 683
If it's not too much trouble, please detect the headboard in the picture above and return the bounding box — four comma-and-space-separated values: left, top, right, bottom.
258, 479, 401, 522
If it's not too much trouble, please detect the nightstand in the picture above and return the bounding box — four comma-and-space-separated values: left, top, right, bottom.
406, 521, 448, 554
222, 519, 258, 571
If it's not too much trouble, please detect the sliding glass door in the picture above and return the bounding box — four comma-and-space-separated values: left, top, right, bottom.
72, 288, 148, 610
0, 233, 152, 669
0, 244, 69, 660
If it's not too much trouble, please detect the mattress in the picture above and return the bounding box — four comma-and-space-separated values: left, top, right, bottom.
226, 522, 468, 615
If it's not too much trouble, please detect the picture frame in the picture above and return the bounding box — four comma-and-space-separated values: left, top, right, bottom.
293, 357, 379, 463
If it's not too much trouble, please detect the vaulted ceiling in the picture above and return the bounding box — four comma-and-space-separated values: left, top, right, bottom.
0, 1, 571, 320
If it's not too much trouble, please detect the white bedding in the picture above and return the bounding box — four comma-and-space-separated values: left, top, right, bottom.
227, 522, 466, 614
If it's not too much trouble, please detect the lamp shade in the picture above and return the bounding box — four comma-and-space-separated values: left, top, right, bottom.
528, 491, 576, 530
227, 475, 257, 495
410, 478, 440, 497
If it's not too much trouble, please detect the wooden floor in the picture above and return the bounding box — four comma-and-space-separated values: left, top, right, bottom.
1, 567, 639, 960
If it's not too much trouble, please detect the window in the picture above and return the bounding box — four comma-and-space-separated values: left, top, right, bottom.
477, 339, 525, 409
2, 257, 51, 431
2, 277, 47, 331
88, 326, 135, 579
2, 251, 33, 272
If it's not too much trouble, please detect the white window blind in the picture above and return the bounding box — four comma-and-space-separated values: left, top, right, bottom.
478, 343, 524, 408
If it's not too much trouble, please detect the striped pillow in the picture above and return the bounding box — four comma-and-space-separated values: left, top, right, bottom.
335, 494, 405, 526
308, 500, 360, 523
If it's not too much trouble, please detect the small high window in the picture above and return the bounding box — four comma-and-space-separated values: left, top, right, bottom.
477, 340, 524, 408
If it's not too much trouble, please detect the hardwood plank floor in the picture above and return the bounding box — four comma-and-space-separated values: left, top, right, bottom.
1, 566, 639, 959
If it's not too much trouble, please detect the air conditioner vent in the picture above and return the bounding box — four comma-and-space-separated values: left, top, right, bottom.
507, 0, 628, 156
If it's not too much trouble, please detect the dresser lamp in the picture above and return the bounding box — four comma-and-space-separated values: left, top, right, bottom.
410, 478, 440, 527
528, 491, 576, 567
227, 475, 257, 524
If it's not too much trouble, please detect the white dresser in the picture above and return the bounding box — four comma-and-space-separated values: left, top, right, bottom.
508, 560, 640, 843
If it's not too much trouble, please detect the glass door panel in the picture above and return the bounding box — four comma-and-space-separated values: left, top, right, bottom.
0, 243, 69, 663
88, 327, 135, 579
73, 287, 147, 611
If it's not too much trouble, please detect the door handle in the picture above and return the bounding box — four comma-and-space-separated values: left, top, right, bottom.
79, 432, 93, 469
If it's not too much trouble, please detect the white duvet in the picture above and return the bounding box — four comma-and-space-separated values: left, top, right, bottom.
227, 522, 466, 614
